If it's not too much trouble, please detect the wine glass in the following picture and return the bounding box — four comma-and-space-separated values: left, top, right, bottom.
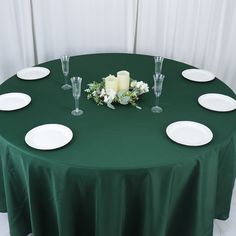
151, 74, 165, 113
61, 55, 72, 90
71, 77, 84, 116
154, 56, 164, 75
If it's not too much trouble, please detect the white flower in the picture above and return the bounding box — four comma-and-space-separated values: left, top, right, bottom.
92, 91, 97, 96
140, 83, 149, 93
106, 88, 116, 97
130, 80, 137, 88
136, 81, 147, 89
133, 81, 149, 94
100, 88, 106, 97
104, 88, 116, 104
119, 96, 130, 105
104, 95, 109, 103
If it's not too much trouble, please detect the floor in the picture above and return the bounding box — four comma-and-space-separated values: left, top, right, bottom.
0, 182, 236, 236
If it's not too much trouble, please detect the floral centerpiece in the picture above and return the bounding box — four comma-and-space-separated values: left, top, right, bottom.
85, 71, 149, 109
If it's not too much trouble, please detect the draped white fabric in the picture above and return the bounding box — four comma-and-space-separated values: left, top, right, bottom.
31, 0, 138, 63
136, 0, 236, 92
0, 0, 35, 82
0, 0, 236, 93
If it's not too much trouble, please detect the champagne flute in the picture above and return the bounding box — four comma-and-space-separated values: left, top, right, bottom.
151, 74, 165, 113
61, 55, 71, 90
154, 56, 164, 75
71, 77, 84, 116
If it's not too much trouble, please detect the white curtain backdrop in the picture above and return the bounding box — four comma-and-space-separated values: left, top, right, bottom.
0, 0, 35, 82
31, 0, 138, 63
136, 0, 236, 92
0, 0, 236, 93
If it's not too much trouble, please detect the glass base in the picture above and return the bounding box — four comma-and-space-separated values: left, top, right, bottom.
61, 84, 72, 90
71, 109, 84, 116
151, 106, 163, 113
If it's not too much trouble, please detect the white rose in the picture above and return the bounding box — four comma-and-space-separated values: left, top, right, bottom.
130, 80, 137, 88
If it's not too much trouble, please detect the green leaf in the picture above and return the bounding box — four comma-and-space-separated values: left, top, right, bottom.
107, 103, 115, 109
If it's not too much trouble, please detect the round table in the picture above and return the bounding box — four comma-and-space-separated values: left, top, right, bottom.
0, 53, 236, 236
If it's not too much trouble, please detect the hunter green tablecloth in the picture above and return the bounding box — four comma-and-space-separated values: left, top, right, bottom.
0, 54, 236, 236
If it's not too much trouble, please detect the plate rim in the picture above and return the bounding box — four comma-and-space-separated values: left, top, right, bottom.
166, 120, 213, 146
25, 123, 73, 150
182, 69, 215, 82
0, 92, 31, 111
198, 93, 236, 112
17, 66, 50, 80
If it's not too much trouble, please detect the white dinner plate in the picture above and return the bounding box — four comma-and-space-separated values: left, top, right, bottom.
198, 93, 236, 112
166, 121, 213, 146
17, 67, 50, 80
25, 124, 73, 150
182, 69, 215, 82
0, 92, 31, 111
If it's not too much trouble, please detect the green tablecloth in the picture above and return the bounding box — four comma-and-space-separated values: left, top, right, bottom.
0, 53, 236, 236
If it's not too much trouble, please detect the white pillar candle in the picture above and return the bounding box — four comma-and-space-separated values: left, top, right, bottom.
105, 75, 118, 93
117, 70, 130, 92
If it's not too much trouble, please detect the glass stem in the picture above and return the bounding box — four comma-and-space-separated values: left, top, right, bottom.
155, 96, 159, 107
75, 98, 79, 112
64, 75, 68, 85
